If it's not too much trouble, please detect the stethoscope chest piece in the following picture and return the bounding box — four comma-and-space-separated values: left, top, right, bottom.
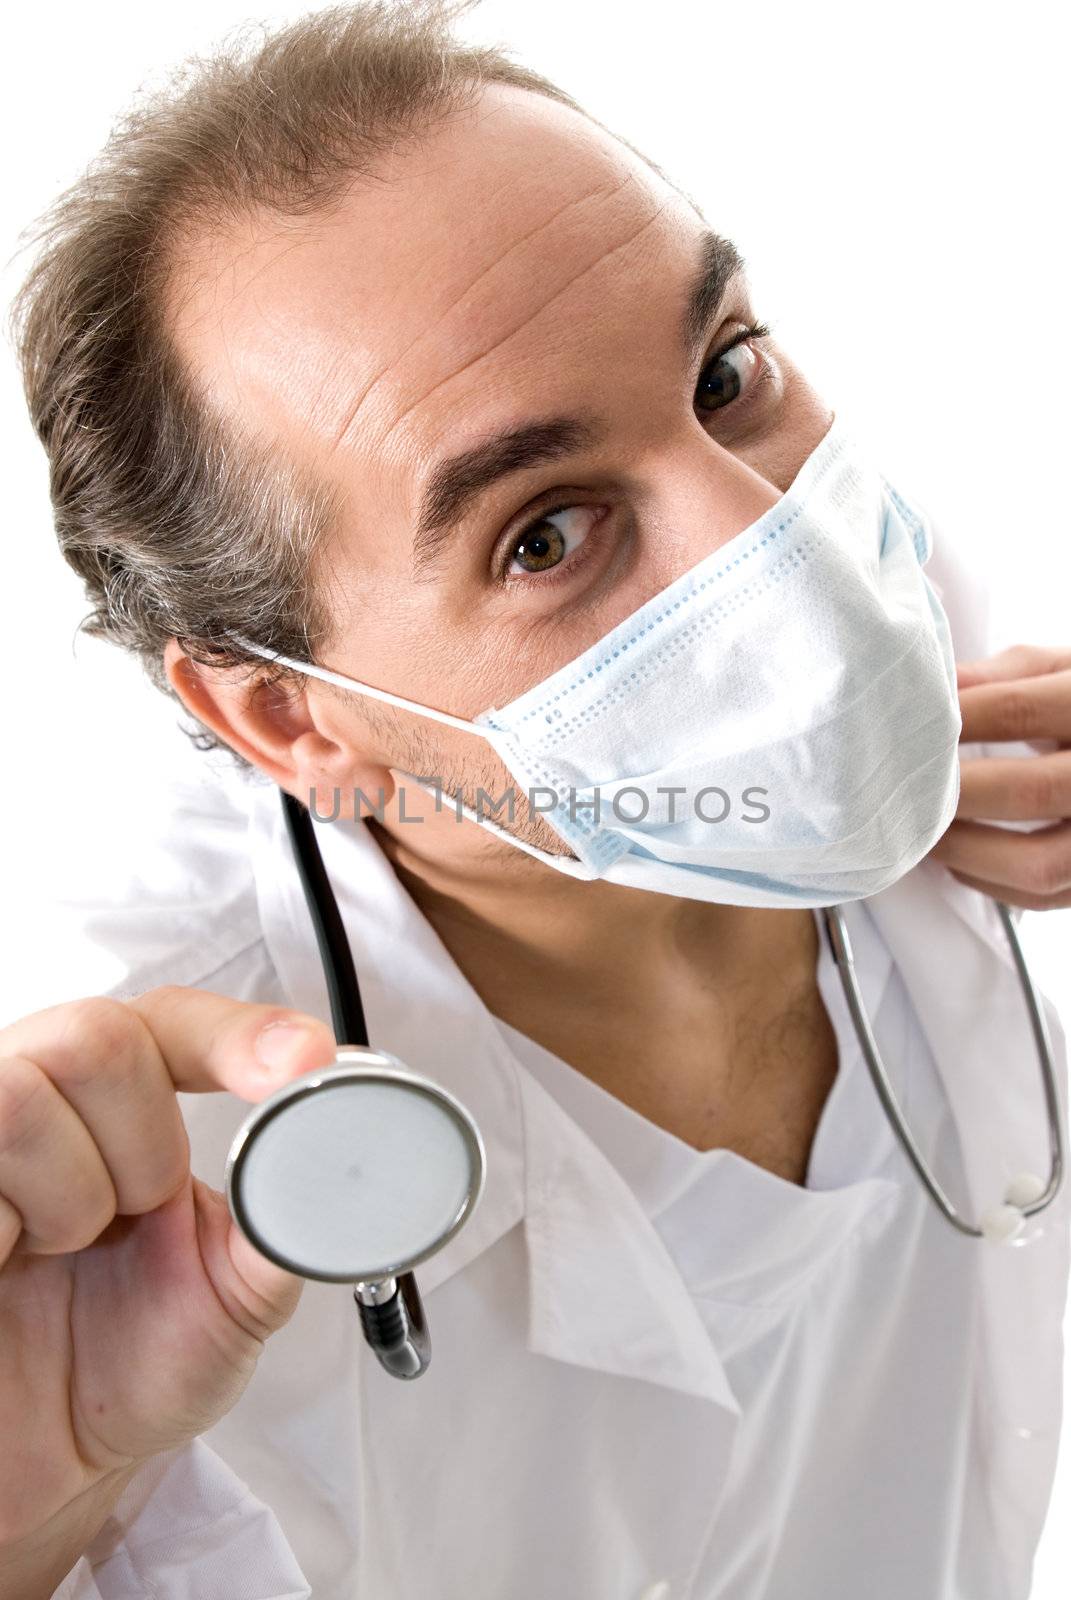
226, 1046, 486, 1376
227, 1046, 486, 1281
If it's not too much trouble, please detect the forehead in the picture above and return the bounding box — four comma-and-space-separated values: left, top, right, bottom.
166, 83, 707, 512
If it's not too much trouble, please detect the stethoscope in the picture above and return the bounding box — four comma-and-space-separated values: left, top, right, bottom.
226, 790, 487, 1382
226, 789, 1066, 1383
822, 898, 1065, 1241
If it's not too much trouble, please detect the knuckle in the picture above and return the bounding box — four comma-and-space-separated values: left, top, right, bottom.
1022, 845, 1071, 899
1019, 855, 1051, 897
25, 1213, 115, 1258
50, 997, 141, 1090
994, 687, 1039, 742
0, 1056, 49, 1155
1020, 767, 1059, 819
1026, 642, 1062, 674
40, 1192, 117, 1255
125, 1136, 190, 1217
17, 1162, 118, 1256
71, 1193, 118, 1250
1004, 642, 1049, 678
137, 983, 189, 1010
135, 983, 205, 1026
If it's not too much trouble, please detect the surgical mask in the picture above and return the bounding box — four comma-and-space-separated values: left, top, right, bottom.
234, 414, 963, 910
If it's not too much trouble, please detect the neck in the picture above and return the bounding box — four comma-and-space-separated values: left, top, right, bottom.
368, 789, 829, 1161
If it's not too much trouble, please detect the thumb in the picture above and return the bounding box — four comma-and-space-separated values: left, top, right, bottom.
227, 1215, 306, 1335
193, 1179, 306, 1341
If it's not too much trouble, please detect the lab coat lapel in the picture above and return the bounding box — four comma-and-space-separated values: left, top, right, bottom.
248, 782, 739, 1414
518, 1062, 740, 1410
247, 779, 1069, 1591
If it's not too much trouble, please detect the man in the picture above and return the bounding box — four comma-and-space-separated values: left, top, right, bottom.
3, 4, 1070, 1597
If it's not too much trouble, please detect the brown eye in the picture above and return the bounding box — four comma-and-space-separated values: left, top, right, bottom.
507, 506, 596, 577
695, 339, 759, 414
513, 520, 566, 573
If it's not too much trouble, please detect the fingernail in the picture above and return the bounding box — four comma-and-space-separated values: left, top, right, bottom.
255, 1020, 316, 1074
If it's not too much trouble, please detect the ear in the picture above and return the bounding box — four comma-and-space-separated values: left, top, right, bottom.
163, 638, 395, 822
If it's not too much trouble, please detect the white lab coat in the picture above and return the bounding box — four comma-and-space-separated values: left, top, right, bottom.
5, 530, 1066, 1600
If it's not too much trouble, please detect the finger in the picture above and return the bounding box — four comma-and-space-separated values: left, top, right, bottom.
958, 668, 1071, 744
190, 1179, 306, 1342
935, 862, 1071, 913
956, 751, 1071, 822
0, 997, 189, 1217
0, 988, 338, 1100
0, 991, 338, 1217
0, 1055, 118, 1263
956, 644, 1071, 691
929, 817, 1071, 898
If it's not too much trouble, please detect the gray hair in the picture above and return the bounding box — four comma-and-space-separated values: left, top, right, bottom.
9, 1, 681, 759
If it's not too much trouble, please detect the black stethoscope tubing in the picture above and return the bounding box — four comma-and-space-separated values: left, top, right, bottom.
282, 785, 1067, 1378
281, 788, 432, 1379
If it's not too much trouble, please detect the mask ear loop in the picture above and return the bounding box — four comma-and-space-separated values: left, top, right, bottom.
228, 634, 484, 733
232, 634, 601, 878
394, 769, 603, 880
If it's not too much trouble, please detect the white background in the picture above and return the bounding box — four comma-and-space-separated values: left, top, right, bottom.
1, 0, 1068, 1589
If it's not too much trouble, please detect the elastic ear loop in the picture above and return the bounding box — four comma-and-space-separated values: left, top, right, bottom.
228, 634, 487, 733
230, 634, 599, 878
395, 769, 602, 881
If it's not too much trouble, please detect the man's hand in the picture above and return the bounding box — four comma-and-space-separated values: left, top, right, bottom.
0, 987, 337, 1593
929, 644, 1071, 910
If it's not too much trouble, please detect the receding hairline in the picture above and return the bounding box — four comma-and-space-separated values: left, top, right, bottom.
150, 71, 713, 616
9, 0, 710, 767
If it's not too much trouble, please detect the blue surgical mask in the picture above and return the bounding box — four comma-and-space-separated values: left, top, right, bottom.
235, 415, 962, 909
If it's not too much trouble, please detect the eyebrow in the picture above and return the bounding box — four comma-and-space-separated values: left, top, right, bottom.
411, 227, 745, 575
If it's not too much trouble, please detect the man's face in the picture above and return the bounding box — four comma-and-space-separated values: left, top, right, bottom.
167, 83, 833, 850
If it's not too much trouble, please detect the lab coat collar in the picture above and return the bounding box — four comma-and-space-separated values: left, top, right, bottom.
249, 778, 1066, 1445
248, 782, 740, 1414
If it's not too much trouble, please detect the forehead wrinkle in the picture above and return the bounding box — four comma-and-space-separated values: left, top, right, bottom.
377, 198, 672, 462
328, 170, 645, 457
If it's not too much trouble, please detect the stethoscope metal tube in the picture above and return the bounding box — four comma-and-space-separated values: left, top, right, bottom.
354, 1273, 431, 1381
823, 900, 1066, 1240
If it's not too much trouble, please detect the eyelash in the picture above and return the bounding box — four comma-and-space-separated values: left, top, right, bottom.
499, 319, 773, 587
709, 321, 772, 366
